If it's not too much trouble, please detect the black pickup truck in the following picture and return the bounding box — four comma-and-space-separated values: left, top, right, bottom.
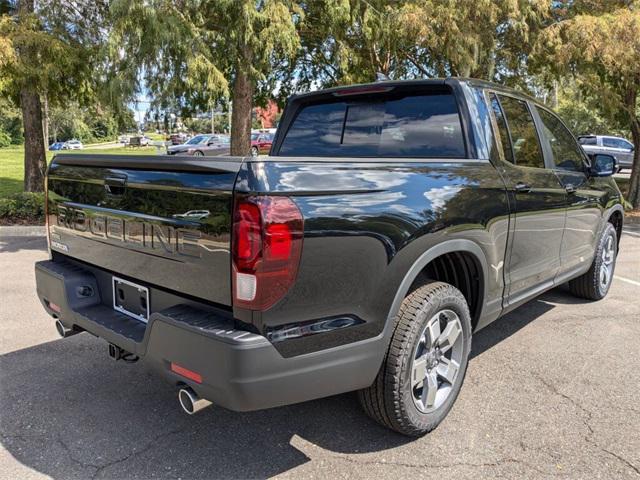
36, 78, 624, 436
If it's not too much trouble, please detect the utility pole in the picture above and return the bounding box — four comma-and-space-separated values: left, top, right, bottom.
211, 97, 215, 134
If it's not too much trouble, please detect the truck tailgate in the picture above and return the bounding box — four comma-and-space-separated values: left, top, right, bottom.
46, 154, 243, 306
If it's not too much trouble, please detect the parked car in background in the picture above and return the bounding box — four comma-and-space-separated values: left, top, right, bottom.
167, 134, 229, 156
578, 135, 634, 171
186, 135, 230, 157
64, 139, 83, 150
168, 133, 188, 145
172, 210, 211, 220
49, 142, 65, 151
250, 132, 273, 156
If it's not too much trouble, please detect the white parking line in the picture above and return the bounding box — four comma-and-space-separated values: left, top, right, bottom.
622, 230, 640, 238
615, 276, 640, 287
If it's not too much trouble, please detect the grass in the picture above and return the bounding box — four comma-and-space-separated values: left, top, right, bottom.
0, 145, 162, 197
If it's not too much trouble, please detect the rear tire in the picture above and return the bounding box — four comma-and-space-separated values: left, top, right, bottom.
568, 223, 617, 300
193, 150, 204, 157
358, 281, 472, 436
251, 146, 259, 157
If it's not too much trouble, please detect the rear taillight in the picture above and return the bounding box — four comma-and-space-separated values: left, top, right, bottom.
232, 196, 303, 311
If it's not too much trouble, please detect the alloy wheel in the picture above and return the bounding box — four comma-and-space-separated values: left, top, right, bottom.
411, 309, 464, 413
600, 234, 615, 289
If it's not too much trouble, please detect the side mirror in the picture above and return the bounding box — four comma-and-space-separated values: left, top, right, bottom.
588, 154, 616, 177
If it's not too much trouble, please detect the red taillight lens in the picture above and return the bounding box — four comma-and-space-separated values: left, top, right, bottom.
232, 196, 304, 311
234, 202, 261, 269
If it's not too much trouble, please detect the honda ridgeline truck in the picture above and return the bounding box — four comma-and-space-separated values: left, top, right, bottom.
36, 79, 624, 436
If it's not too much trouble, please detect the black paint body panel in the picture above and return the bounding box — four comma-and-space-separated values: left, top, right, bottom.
46, 158, 241, 306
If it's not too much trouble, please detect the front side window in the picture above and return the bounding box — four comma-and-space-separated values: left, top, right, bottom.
603, 137, 632, 150
279, 91, 465, 158
537, 108, 585, 172
497, 95, 545, 169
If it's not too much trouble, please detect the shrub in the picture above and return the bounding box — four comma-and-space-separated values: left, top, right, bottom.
0, 129, 11, 148
0, 192, 46, 224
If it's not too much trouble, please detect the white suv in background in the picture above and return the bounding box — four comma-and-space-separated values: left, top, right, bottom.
578, 135, 634, 171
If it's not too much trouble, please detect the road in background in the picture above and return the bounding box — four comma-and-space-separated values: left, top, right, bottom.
1, 233, 638, 479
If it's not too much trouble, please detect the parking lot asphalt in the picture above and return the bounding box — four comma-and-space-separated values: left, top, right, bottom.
1, 229, 639, 480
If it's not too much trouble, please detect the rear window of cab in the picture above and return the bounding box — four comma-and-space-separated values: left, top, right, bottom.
278, 89, 465, 158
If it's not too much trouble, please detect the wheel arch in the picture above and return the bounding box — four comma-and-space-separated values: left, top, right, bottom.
606, 206, 624, 247
385, 240, 489, 336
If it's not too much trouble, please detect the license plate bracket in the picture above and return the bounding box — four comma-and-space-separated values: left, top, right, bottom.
112, 277, 149, 323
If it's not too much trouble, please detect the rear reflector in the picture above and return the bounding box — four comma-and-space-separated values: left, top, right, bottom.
170, 363, 202, 384
232, 195, 304, 311
47, 301, 61, 313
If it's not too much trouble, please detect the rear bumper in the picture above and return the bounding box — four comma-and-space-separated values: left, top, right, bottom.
35, 258, 383, 411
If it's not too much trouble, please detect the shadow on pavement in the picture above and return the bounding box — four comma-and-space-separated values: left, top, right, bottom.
0, 335, 410, 479
0, 236, 47, 254
0, 287, 578, 479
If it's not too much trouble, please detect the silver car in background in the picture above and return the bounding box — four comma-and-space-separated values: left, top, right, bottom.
166, 134, 230, 156
578, 135, 634, 171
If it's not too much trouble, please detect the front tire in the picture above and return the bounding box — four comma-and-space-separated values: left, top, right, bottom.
193, 150, 204, 157
250, 146, 259, 157
568, 222, 617, 300
359, 281, 472, 436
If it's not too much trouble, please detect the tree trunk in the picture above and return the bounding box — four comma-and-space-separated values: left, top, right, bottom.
627, 118, 640, 209
230, 60, 254, 157
20, 87, 47, 192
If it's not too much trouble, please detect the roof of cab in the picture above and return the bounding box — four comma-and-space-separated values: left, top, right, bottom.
289, 77, 540, 105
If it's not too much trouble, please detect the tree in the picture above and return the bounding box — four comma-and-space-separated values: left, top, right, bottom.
0, 0, 111, 191
535, 4, 640, 207
281, 0, 550, 97
109, 0, 300, 156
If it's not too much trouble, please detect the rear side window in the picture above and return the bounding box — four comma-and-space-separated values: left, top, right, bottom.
578, 136, 597, 145
278, 92, 465, 158
497, 95, 545, 169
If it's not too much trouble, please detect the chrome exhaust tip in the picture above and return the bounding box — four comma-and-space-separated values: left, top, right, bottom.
178, 387, 212, 415
55, 319, 79, 338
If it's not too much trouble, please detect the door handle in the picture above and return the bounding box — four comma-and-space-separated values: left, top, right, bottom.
104, 174, 127, 195
514, 182, 531, 193
565, 183, 576, 194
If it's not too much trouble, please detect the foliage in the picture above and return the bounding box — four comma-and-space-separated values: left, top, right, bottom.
0, 191, 45, 224
48, 103, 131, 143
554, 83, 630, 139
535, 3, 640, 207
0, 98, 23, 144
108, 0, 301, 154
0, 2, 108, 110
279, 0, 551, 98
0, 129, 11, 147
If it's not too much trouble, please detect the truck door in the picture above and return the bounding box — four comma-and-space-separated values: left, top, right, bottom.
534, 106, 602, 275
487, 93, 567, 308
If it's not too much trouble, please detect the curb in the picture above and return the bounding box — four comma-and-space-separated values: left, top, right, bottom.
0, 225, 46, 237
